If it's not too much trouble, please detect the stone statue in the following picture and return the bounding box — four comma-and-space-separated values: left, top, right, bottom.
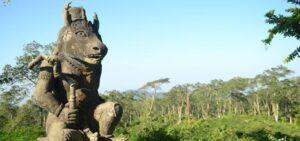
28, 3, 125, 141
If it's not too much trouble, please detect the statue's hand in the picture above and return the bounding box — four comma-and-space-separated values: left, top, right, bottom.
45, 54, 59, 65
64, 2, 72, 10
63, 104, 79, 126
46, 55, 61, 78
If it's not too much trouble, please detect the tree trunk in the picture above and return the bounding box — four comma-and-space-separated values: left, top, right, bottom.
241, 105, 245, 114
272, 102, 279, 122
177, 102, 183, 124
216, 99, 221, 118
39, 107, 44, 127
253, 101, 257, 115
255, 94, 260, 115
206, 103, 210, 117
185, 92, 190, 125
172, 105, 176, 118
265, 101, 271, 116
234, 103, 238, 114
222, 100, 226, 116
289, 116, 293, 124
228, 98, 232, 114
201, 105, 205, 119
129, 112, 132, 126
148, 86, 156, 117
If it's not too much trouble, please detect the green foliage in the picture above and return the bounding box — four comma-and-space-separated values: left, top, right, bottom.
263, 0, 300, 62
3, 100, 42, 131
0, 41, 54, 86
2, 0, 10, 6
284, 46, 300, 62
0, 41, 52, 138
115, 115, 300, 141
0, 126, 45, 141
0, 85, 27, 129
288, 0, 300, 5
1, 115, 298, 141
140, 78, 170, 89
128, 120, 178, 141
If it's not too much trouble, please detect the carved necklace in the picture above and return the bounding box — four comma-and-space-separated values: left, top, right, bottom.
58, 53, 94, 76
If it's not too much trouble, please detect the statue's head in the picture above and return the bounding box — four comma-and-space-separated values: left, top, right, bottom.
55, 5, 107, 65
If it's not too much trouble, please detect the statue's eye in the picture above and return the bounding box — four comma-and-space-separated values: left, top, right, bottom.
75, 31, 87, 37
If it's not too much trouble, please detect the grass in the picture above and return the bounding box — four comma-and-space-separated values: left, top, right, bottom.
0, 115, 299, 141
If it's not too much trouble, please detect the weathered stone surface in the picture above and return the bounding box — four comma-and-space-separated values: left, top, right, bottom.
29, 3, 126, 141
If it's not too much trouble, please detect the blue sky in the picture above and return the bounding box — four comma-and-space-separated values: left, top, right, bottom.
0, 0, 299, 92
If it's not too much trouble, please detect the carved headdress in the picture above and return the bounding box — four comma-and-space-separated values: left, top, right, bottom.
68, 7, 87, 21
53, 4, 107, 65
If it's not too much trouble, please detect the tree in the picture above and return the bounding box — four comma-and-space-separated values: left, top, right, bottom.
139, 78, 170, 117
263, 0, 300, 62
279, 78, 299, 123
2, 0, 10, 6
0, 41, 54, 130
0, 41, 54, 86
0, 86, 27, 129
164, 84, 190, 124
255, 65, 294, 122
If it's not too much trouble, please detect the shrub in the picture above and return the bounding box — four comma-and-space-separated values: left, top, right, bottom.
0, 126, 45, 141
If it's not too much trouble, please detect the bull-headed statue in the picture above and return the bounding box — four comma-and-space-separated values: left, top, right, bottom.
30, 3, 125, 141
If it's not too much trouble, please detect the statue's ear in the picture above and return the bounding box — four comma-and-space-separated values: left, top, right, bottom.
93, 12, 99, 31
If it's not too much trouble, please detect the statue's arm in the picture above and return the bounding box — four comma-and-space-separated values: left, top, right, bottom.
33, 60, 64, 117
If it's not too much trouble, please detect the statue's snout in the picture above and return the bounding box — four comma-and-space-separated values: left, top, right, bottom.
92, 43, 106, 54
92, 46, 100, 52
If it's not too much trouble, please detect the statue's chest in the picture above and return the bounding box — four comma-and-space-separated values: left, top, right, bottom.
57, 78, 100, 109
60, 61, 98, 87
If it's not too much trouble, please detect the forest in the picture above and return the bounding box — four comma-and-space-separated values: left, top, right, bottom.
0, 41, 299, 141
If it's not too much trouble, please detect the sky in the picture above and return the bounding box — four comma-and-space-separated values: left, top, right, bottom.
0, 0, 299, 92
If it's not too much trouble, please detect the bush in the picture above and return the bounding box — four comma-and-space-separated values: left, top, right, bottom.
118, 115, 300, 141
0, 126, 45, 141
1, 115, 299, 141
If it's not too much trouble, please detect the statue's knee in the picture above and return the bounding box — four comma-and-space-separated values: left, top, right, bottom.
47, 121, 65, 141
93, 102, 122, 137
62, 129, 84, 141
47, 121, 84, 141
49, 129, 84, 141
114, 103, 123, 117
48, 121, 66, 133
94, 102, 123, 121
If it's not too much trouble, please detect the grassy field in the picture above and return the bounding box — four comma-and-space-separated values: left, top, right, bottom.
118, 115, 300, 141
0, 115, 299, 141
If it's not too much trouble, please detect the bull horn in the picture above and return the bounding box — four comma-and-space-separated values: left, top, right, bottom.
93, 12, 99, 31
63, 2, 72, 26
